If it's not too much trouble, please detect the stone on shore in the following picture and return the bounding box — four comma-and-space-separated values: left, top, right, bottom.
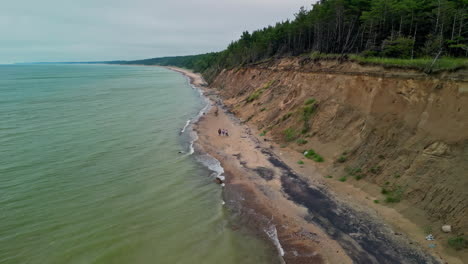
215, 175, 225, 184
441, 225, 452, 233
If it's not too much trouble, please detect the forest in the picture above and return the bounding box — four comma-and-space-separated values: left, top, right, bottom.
119, 0, 468, 80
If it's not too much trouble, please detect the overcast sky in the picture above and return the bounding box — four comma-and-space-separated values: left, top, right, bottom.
1, 0, 315, 64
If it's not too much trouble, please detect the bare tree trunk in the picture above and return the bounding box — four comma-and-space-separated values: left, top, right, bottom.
346, 26, 362, 55
451, 13, 457, 40
411, 23, 418, 59
426, 49, 443, 73
341, 18, 356, 54
360, 24, 366, 51
435, 0, 441, 33
458, 7, 465, 41
409, 11, 414, 36
399, 16, 403, 37
440, 22, 444, 47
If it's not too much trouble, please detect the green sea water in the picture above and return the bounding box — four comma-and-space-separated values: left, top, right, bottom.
0, 65, 278, 264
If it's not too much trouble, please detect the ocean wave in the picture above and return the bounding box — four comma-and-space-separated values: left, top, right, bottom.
179, 72, 225, 183
188, 130, 198, 155
180, 119, 191, 133
195, 153, 224, 179
264, 225, 285, 257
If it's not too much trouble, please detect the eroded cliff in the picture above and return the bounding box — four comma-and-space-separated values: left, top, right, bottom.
210, 58, 468, 240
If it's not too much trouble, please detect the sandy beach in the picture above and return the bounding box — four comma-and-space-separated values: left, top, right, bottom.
167, 67, 454, 264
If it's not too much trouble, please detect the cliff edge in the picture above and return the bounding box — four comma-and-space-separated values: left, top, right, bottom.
210, 57, 468, 258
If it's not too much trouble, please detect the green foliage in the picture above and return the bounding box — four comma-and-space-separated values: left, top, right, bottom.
263, 80, 275, 89
245, 115, 254, 122
282, 112, 293, 121
346, 167, 362, 176
303, 105, 316, 120
339, 177, 347, 182
115, 0, 468, 80
394, 173, 401, 179
337, 155, 347, 163
383, 185, 405, 203
423, 226, 433, 235
370, 166, 382, 174
296, 138, 308, 145
297, 160, 305, 165
382, 37, 415, 59
314, 155, 324, 162
301, 127, 310, 135
301, 99, 318, 134
385, 196, 400, 203
373, 200, 380, 204
304, 149, 324, 162
350, 56, 468, 72
247, 90, 262, 102
247, 81, 274, 103
283, 128, 297, 142
260, 107, 266, 112
325, 175, 333, 179
305, 98, 316, 105
259, 131, 267, 136
345, 166, 365, 180
448, 236, 468, 250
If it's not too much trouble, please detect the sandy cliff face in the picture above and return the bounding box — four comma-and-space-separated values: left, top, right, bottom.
210, 58, 468, 234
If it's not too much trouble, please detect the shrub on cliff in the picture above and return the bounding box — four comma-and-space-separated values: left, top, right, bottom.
302, 99, 318, 134
247, 80, 275, 103
448, 236, 468, 250
283, 128, 297, 142
304, 149, 324, 162
296, 138, 308, 145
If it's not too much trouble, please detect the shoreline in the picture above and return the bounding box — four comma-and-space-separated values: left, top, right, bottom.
165, 66, 450, 263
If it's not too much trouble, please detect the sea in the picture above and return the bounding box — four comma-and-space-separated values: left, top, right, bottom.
0, 64, 278, 264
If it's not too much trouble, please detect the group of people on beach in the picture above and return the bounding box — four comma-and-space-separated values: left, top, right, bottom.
218, 128, 229, 136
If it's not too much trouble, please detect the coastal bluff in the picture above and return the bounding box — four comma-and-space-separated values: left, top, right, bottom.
207, 58, 468, 261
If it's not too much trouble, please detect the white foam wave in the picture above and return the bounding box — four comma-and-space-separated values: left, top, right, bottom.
195, 153, 224, 179
181, 119, 191, 133
179, 71, 226, 191
264, 225, 285, 257
187, 128, 200, 155
185, 82, 210, 156
217, 175, 225, 181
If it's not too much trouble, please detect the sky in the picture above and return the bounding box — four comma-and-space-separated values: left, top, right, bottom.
1, 0, 315, 64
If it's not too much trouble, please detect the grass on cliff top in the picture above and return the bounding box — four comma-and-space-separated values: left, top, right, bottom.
308, 52, 467, 72
349, 55, 468, 72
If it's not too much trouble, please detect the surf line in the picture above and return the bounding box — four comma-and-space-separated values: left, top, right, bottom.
171, 68, 226, 186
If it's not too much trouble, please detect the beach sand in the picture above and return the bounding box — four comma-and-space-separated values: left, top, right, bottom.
167, 67, 453, 264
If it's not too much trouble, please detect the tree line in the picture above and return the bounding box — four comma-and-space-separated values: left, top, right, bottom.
119, 0, 467, 80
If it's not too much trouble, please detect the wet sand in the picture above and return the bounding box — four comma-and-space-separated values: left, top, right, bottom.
167, 67, 442, 264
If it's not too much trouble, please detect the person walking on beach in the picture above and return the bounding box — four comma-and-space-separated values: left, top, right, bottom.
221, 129, 225, 136
218, 128, 221, 136
225, 130, 229, 137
